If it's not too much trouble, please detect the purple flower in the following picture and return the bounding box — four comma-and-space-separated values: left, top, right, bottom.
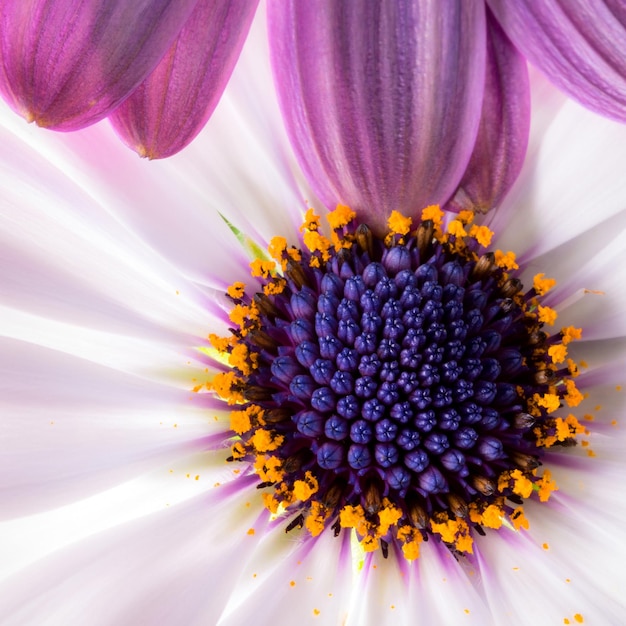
1, 4, 626, 626
1, 0, 625, 163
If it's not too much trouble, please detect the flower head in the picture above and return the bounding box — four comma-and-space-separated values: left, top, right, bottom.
1, 5, 626, 626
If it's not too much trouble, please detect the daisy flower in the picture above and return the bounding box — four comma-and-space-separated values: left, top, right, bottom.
0, 1, 625, 160
1, 5, 626, 626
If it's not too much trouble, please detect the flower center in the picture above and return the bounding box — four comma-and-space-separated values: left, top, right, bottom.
210, 205, 585, 559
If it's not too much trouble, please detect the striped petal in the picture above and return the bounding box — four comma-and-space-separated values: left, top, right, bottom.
446, 8, 530, 214
110, 0, 259, 159
488, 0, 626, 122
0, 0, 196, 130
268, 0, 486, 233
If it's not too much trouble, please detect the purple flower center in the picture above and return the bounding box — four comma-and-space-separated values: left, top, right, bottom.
212, 207, 583, 557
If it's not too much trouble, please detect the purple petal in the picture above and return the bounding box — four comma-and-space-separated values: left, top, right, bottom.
0, 0, 197, 130
446, 9, 530, 214
109, 0, 258, 159
488, 0, 626, 122
268, 0, 487, 233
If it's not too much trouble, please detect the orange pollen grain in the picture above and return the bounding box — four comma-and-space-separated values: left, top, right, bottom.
469, 224, 494, 247
420, 204, 444, 225
494, 250, 519, 270
387, 210, 413, 236
227, 281, 246, 299
548, 344, 568, 364
327, 204, 356, 229
538, 305, 558, 326
533, 273, 557, 295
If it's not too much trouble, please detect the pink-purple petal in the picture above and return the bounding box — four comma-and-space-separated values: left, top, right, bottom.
109, 0, 259, 159
268, 0, 487, 233
488, 0, 626, 123
0, 0, 197, 130
446, 9, 530, 214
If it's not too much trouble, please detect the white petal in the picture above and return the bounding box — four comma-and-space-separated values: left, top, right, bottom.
404, 541, 492, 626
0, 450, 231, 582
0, 337, 219, 518
0, 113, 222, 338
475, 497, 625, 625
0, 104, 256, 296
342, 551, 409, 626
343, 543, 491, 626
1, 309, 197, 382
0, 485, 264, 626
512, 204, 626, 340
218, 529, 353, 626
489, 71, 626, 260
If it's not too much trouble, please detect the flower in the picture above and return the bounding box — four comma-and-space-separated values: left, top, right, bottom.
1, 1, 625, 162
1, 7, 626, 626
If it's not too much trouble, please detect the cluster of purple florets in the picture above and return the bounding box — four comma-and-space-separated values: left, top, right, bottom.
241, 232, 541, 512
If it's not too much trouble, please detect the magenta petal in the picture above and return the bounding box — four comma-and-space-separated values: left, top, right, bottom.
109, 0, 259, 159
488, 0, 626, 123
0, 0, 198, 130
268, 0, 487, 232
446, 9, 530, 214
